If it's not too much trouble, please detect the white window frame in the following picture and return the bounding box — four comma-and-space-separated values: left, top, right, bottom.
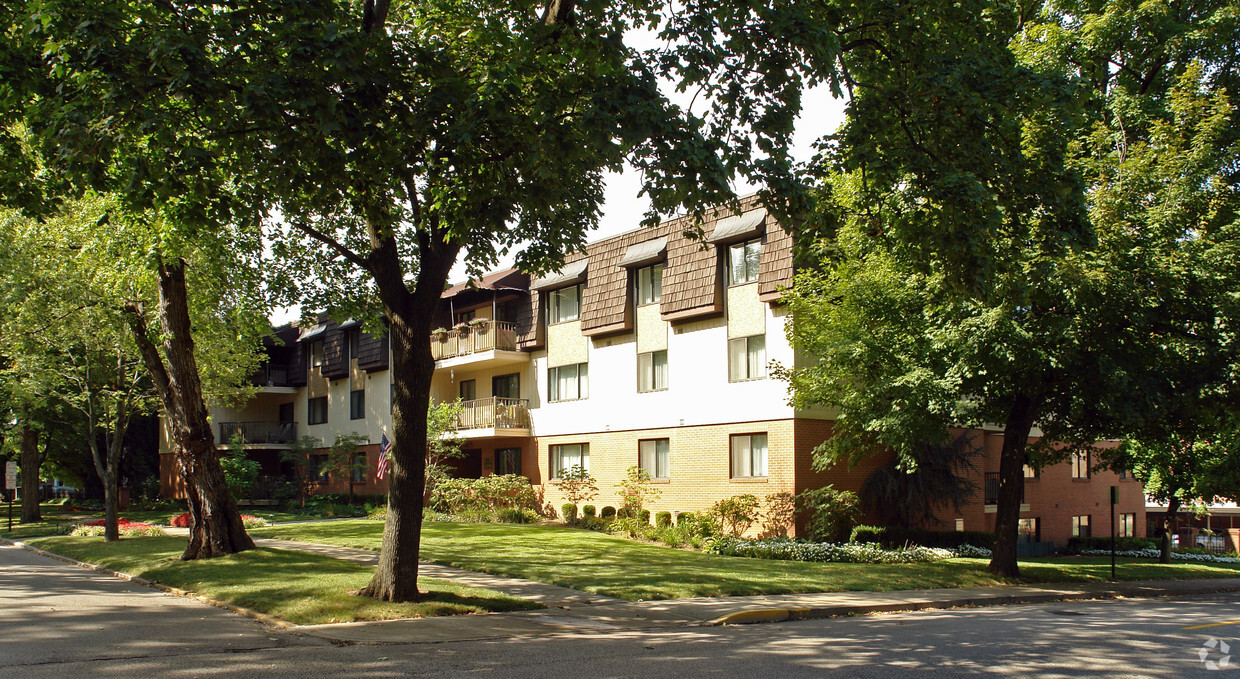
730, 433, 768, 479
639, 439, 670, 480
728, 238, 761, 286
548, 363, 589, 402
550, 443, 589, 479
635, 264, 662, 306
728, 335, 766, 382
637, 349, 668, 393
309, 340, 324, 369
548, 284, 582, 324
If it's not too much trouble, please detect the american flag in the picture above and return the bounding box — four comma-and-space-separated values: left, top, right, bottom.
376, 432, 392, 480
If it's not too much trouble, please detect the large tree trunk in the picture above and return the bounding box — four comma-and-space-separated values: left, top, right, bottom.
102, 469, 119, 541
19, 426, 41, 523
987, 393, 1040, 577
126, 259, 253, 559
1160, 496, 1179, 565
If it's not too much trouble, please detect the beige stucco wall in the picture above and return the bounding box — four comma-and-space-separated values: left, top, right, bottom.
635, 302, 668, 353
726, 282, 765, 339
547, 319, 589, 367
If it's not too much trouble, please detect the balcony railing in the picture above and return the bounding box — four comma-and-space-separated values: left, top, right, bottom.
457, 397, 531, 430
249, 363, 291, 387
431, 321, 519, 360
219, 421, 298, 445
984, 472, 1025, 505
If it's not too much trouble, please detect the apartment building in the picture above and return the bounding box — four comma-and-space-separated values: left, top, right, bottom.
160, 196, 1145, 545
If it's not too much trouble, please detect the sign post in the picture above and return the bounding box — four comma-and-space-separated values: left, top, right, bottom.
5, 461, 16, 532
1110, 485, 1119, 581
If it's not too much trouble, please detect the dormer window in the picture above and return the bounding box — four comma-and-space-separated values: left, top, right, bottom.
728, 239, 761, 285
635, 264, 662, 306
309, 340, 324, 369
548, 284, 582, 324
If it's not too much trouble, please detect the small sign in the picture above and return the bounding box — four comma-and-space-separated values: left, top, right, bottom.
4, 461, 15, 490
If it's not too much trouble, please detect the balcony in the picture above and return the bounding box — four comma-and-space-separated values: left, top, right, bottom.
219, 421, 298, 447
431, 321, 529, 370
454, 397, 531, 439
248, 363, 297, 393
984, 472, 1027, 511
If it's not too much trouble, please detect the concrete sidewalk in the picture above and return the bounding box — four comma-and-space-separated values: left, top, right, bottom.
35, 528, 1240, 645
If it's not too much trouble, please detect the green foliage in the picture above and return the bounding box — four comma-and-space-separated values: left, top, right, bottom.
430, 474, 541, 521
495, 508, 541, 525
709, 494, 761, 538
850, 526, 995, 550
600, 506, 616, 520
796, 486, 861, 544
553, 465, 598, 510
655, 511, 672, 528
221, 434, 262, 500
561, 503, 577, 524
615, 465, 662, 517
425, 400, 465, 497
860, 436, 980, 528
1064, 537, 1159, 554
582, 505, 596, 519
759, 492, 796, 539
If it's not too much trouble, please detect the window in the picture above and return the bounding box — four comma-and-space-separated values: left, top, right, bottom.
637, 350, 668, 392
636, 264, 662, 306
1072, 451, 1091, 479
1023, 464, 1039, 479
639, 439, 669, 480
496, 447, 521, 476
459, 379, 476, 402
728, 238, 761, 285
493, 373, 520, 400
1017, 518, 1040, 543
456, 309, 475, 324
548, 284, 582, 324
1118, 513, 1135, 538
350, 389, 365, 420
730, 433, 768, 478
954, 518, 965, 532
309, 454, 328, 483
1072, 515, 1091, 538
550, 443, 588, 478
548, 363, 589, 402
1119, 468, 1131, 480
728, 335, 766, 381
309, 340, 324, 369
348, 329, 361, 360
351, 453, 366, 483
307, 396, 328, 425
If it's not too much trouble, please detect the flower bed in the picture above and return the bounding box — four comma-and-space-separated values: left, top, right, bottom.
170, 512, 270, 528
707, 537, 956, 564
1077, 547, 1240, 563
71, 518, 166, 537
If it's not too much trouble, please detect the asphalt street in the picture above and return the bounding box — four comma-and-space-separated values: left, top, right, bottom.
2, 542, 1237, 678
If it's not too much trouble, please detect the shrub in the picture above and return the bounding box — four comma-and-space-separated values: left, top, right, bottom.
759, 491, 796, 538
616, 507, 632, 520
71, 519, 166, 537
709, 494, 761, 537
1065, 536, 1158, 553
639, 509, 651, 524
431, 474, 541, 520
241, 515, 270, 529
600, 506, 616, 519
796, 486, 861, 543
582, 505, 597, 518
553, 465, 599, 508
615, 465, 661, 517
655, 525, 687, 548
170, 512, 192, 528
580, 516, 610, 532
496, 508, 541, 524
562, 503, 578, 523
610, 516, 655, 539
676, 511, 695, 526
655, 511, 672, 528
850, 525, 995, 550
708, 537, 955, 564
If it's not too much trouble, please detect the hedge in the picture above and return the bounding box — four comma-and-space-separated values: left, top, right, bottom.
850, 525, 995, 550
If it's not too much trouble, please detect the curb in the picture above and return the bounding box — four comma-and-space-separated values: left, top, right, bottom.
0, 536, 294, 629
707, 584, 1240, 626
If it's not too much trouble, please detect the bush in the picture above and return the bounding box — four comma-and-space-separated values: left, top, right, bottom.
562, 503, 578, 523
616, 507, 632, 520
580, 516, 610, 532
241, 515, 270, 529
654, 524, 687, 548
796, 486, 861, 543
72, 519, 167, 537
431, 474, 542, 520
655, 511, 672, 528
582, 505, 597, 518
639, 509, 651, 524
709, 494, 761, 537
610, 516, 655, 539
760, 492, 796, 538
708, 537, 956, 564
850, 525, 996, 550
1065, 536, 1158, 553
676, 511, 695, 526
601, 506, 616, 519
496, 508, 541, 524
170, 512, 192, 528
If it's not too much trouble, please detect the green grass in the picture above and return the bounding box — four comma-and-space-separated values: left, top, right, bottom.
0, 503, 313, 540
254, 520, 1240, 601
26, 535, 540, 625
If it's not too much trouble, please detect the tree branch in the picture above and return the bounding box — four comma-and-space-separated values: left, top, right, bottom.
292, 221, 372, 271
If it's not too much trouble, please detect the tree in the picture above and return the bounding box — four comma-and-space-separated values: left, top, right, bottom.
860, 435, 980, 529
553, 465, 598, 513
222, 434, 263, 501
615, 465, 661, 518
778, 0, 1240, 576
424, 401, 465, 504
323, 433, 370, 502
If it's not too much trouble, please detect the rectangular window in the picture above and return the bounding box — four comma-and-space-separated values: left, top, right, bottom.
1072, 451, 1091, 479
348, 329, 361, 360
550, 443, 588, 478
730, 433, 768, 478
636, 264, 662, 306
1118, 513, 1136, 538
309, 454, 328, 483
637, 350, 668, 392
548, 284, 582, 324
459, 379, 476, 402
1023, 464, 1039, 479
349, 389, 365, 420
493, 373, 520, 400
351, 453, 366, 483
307, 396, 328, 425
728, 238, 761, 285
309, 340, 324, 369
456, 309, 476, 324
496, 447, 521, 476
1018, 518, 1040, 543
1119, 468, 1130, 480
1072, 515, 1091, 538
639, 439, 670, 480
728, 335, 766, 382
548, 363, 589, 402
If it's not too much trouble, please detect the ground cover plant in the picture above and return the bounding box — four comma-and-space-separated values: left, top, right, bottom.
254, 520, 1240, 602
26, 535, 538, 624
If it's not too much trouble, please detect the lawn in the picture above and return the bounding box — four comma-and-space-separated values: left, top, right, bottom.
255, 520, 1240, 601
25, 535, 540, 625
0, 503, 312, 540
